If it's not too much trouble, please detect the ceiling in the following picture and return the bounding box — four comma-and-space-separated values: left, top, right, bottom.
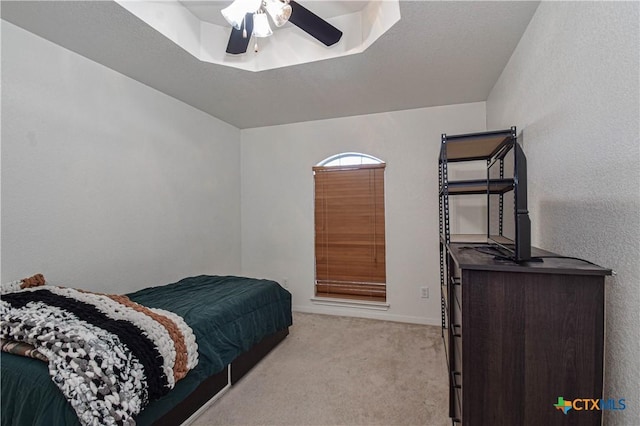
1, 1, 540, 129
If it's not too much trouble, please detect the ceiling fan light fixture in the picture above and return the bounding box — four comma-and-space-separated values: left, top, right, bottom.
222, 0, 261, 30
252, 11, 273, 37
222, 0, 343, 56
265, 0, 292, 27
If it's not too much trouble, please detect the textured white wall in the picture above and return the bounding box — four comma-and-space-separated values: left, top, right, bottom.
486, 2, 639, 423
240, 102, 486, 324
1, 21, 242, 294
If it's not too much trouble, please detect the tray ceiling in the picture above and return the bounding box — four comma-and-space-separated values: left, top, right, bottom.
1, 1, 540, 129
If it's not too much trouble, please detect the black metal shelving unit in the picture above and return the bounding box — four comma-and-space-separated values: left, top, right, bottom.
438, 126, 518, 424
437, 126, 517, 364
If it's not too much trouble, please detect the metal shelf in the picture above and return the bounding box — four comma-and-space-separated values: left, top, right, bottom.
439, 129, 514, 162
440, 178, 514, 196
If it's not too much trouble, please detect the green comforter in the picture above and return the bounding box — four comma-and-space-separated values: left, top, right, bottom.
0, 275, 292, 426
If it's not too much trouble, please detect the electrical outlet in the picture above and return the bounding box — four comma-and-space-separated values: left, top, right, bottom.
420, 287, 429, 299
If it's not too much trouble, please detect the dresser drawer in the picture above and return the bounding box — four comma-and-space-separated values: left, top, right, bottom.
453, 279, 461, 311
452, 375, 462, 424
452, 293, 462, 329
453, 332, 462, 372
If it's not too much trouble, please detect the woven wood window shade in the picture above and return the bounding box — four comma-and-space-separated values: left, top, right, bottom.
313, 164, 386, 302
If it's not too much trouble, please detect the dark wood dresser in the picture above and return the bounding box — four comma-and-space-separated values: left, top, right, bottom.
443, 243, 611, 425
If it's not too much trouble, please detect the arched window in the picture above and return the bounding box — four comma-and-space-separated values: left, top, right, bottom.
313, 153, 387, 302
319, 152, 384, 167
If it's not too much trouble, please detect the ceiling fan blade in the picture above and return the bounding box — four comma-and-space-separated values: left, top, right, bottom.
226, 13, 254, 55
288, 1, 342, 47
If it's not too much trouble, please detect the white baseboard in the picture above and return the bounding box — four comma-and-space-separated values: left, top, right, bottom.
293, 304, 441, 326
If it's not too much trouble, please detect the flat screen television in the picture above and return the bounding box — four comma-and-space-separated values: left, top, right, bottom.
487, 140, 531, 262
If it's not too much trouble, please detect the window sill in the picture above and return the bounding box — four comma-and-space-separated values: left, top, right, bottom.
310, 297, 390, 311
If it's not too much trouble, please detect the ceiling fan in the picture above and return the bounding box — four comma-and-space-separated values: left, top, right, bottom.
222, 0, 343, 54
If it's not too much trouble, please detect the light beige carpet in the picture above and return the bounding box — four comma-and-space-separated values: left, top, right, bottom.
192, 312, 450, 426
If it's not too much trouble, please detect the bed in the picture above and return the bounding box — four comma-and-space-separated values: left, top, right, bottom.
0, 275, 292, 425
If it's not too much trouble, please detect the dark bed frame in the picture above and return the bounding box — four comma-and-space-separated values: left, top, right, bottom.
152, 327, 290, 425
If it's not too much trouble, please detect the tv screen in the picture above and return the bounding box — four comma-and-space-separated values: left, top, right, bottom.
487, 141, 531, 261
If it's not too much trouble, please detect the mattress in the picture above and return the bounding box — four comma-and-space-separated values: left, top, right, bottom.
0, 275, 292, 426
